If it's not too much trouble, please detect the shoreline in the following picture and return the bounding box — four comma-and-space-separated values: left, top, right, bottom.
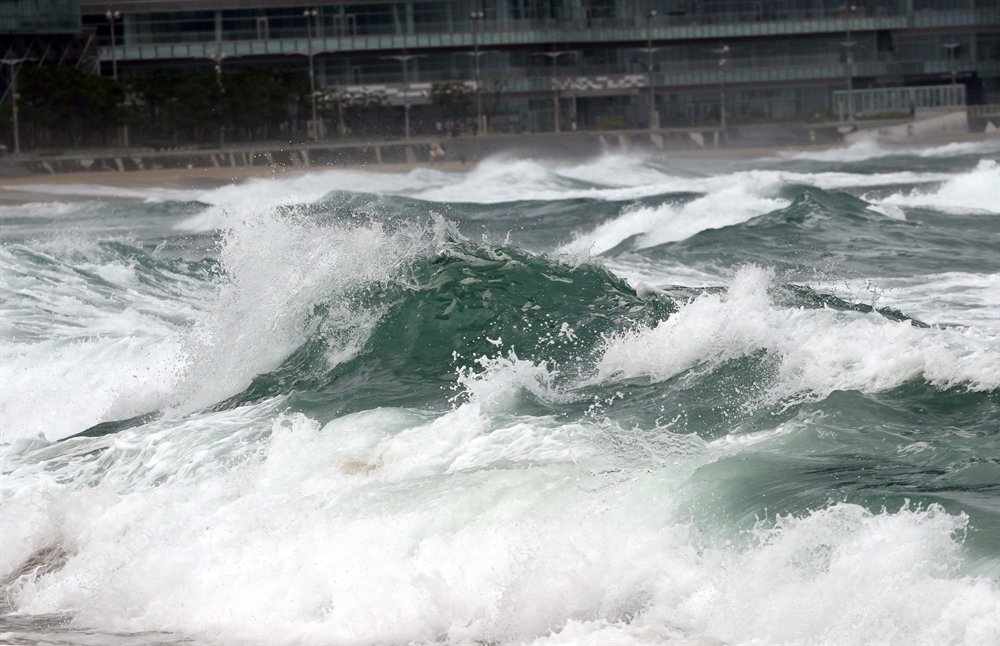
1, 131, 996, 206
0, 161, 475, 205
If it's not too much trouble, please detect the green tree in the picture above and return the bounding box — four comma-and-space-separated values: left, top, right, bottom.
223, 66, 308, 140
430, 82, 474, 121
17, 64, 124, 146
134, 67, 221, 144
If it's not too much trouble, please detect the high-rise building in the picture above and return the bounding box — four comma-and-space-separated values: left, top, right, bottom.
2, 0, 99, 71
8, 1, 1000, 134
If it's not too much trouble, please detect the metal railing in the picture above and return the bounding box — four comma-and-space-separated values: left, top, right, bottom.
832, 84, 966, 115
968, 104, 1000, 117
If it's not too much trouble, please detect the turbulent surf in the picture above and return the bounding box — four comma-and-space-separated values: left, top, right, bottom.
2, 139, 999, 645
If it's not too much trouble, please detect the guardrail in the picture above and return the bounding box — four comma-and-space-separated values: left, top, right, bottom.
968, 104, 1000, 118
833, 84, 966, 115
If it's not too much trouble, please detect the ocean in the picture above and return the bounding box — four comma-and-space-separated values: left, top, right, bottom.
2, 139, 999, 645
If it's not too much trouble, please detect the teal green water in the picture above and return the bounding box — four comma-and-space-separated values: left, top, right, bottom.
1, 143, 998, 644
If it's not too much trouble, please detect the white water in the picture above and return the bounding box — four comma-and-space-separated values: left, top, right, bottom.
3, 372, 996, 645
0, 210, 425, 444
875, 159, 1000, 214
3, 146, 999, 645
811, 272, 1000, 330
596, 265, 999, 403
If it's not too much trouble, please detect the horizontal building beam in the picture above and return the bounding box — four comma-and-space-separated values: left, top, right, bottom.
101, 9, 999, 63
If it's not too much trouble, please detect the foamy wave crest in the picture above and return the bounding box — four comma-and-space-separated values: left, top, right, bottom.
173, 157, 957, 233
783, 138, 1000, 162
175, 169, 446, 231
169, 209, 423, 414
559, 175, 789, 254
0, 242, 210, 443
3, 405, 994, 645
0, 201, 87, 218
595, 265, 999, 400
455, 350, 573, 415
534, 503, 997, 645
557, 165, 969, 254
0, 211, 426, 442
875, 159, 1000, 214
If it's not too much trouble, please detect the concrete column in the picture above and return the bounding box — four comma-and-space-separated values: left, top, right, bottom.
214, 10, 222, 42
405, 2, 415, 35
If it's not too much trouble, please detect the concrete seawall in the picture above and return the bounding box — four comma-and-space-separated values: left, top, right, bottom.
3, 124, 847, 177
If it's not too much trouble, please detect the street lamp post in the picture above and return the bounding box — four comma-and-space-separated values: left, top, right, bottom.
710, 45, 730, 137
1, 59, 26, 154
537, 51, 575, 133
470, 10, 484, 134
943, 42, 959, 107
106, 11, 128, 147
646, 9, 658, 130
387, 54, 421, 139
842, 4, 857, 123
304, 8, 320, 139
209, 50, 227, 147
105, 11, 121, 80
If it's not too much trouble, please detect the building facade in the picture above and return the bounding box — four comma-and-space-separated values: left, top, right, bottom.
9, 0, 1000, 134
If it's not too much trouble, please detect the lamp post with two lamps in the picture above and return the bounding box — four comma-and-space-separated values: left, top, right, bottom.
106, 11, 129, 146
943, 42, 960, 106
710, 45, 730, 137
304, 8, 320, 139
470, 10, 484, 134
1, 58, 29, 154
205, 50, 227, 147
386, 54, 422, 139
105, 11, 121, 81
645, 9, 658, 130
841, 4, 857, 123
535, 50, 575, 133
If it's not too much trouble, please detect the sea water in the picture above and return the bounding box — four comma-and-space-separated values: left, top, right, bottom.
1, 140, 998, 645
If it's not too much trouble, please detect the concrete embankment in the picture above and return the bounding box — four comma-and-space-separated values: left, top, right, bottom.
3, 111, 993, 183
1, 124, 845, 178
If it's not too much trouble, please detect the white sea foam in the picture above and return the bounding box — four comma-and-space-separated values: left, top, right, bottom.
167, 156, 961, 233
3, 183, 199, 202
595, 265, 1000, 401
3, 153, 997, 646
534, 503, 996, 646
0, 201, 87, 219
874, 159, 1000, 214
8, 148, 990, 236
2, 391, 995, 645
